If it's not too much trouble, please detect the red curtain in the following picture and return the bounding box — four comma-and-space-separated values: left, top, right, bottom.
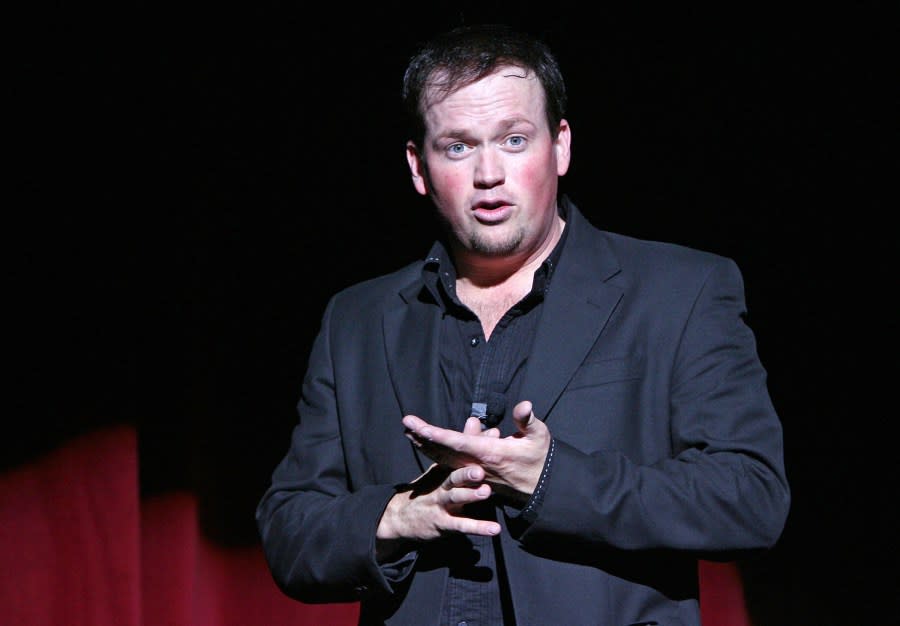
0, 426, 748, 625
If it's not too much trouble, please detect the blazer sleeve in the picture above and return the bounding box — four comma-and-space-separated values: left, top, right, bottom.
254, 296, 402, 603
520, 256, 791, 554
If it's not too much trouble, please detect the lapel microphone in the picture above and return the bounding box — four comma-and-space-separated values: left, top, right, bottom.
471, 391, 507, 430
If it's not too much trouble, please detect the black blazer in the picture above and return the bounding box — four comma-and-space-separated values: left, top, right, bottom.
256, 198, 790, 625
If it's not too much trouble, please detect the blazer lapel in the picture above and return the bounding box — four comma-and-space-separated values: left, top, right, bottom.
520, 206, 624, 423
383, 279, 446, 471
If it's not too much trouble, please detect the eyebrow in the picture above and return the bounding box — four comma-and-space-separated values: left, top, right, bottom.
433, 117, 537, 143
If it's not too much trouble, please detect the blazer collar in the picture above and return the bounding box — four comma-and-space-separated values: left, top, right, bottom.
383, 278, 445, 471
519, 197, 624, 422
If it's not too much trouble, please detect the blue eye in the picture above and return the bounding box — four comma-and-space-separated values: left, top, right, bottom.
507, 136, 525, 147
448, 143, 466, 154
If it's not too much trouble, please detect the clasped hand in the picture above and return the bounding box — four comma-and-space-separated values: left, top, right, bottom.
375, 400, 550, 561
403, 399, 551, 501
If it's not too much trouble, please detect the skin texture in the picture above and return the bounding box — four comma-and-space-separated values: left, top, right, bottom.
376, 66, 570, 560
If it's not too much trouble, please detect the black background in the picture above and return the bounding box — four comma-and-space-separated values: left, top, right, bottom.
12, 4, 897, 624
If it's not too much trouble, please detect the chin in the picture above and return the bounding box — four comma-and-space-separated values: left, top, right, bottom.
469, 233, 524, 257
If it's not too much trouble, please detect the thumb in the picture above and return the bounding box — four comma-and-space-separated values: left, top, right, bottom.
512, 400, 536, 433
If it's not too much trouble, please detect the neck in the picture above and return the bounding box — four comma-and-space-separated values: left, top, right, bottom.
453, 214, 565, 289
453, 215, 564, 341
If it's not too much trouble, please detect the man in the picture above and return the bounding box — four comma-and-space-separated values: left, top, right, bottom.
256, 23, 790, 625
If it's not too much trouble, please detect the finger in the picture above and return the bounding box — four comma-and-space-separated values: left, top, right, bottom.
440, 472, 492, 510
512, 400, 536, 431
445, 465, 485, 488
465, 418, 500, 438
463, 416, 482, 436
402, 414, 429, 432
445, 482, 491, 503
442, 468, 495, 518
408, 462, 448, 485
402, 415, 446, 443
444, 515, 501, 536
408, 440, 469, 470
406, 463, 451, 495
404, 418, 472, 452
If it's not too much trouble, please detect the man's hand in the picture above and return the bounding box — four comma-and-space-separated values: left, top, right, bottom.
375, 462, 501, 562
402, 400, 551, 501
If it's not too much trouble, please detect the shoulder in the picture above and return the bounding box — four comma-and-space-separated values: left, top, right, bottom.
600, 229, 736, 276
567, 214, 744, 303
594, 231, 747, 312
564, 199, 739, 284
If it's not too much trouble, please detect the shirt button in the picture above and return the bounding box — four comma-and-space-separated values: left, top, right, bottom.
469, 337, 479, 347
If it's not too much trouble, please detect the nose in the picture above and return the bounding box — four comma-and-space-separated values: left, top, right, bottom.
474, 148, 504, 189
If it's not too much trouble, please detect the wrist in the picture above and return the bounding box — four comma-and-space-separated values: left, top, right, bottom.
375, 493, 411, 562
376, 492, 404, 541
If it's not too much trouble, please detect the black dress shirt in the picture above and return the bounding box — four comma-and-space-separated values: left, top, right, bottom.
415, 210, 568, 626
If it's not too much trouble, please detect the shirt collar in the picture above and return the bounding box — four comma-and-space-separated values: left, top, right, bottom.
421, 200, 571, 310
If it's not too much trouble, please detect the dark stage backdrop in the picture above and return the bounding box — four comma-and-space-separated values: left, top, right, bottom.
9, 4, 895, 625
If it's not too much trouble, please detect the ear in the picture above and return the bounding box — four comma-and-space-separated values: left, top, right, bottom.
406, 141, 429, 196
554, 119, 572, 176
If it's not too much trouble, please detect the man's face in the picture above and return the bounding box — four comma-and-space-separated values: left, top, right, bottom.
407, 66, 571, 265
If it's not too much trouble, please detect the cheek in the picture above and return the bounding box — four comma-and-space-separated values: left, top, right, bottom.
430, 168, 468, 195
518, 156, 556, 190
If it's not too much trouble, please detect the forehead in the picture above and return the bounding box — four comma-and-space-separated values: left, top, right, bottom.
423, 65, 545, 127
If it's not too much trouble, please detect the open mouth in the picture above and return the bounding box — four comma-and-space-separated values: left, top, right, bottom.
472, 202, 513, 223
